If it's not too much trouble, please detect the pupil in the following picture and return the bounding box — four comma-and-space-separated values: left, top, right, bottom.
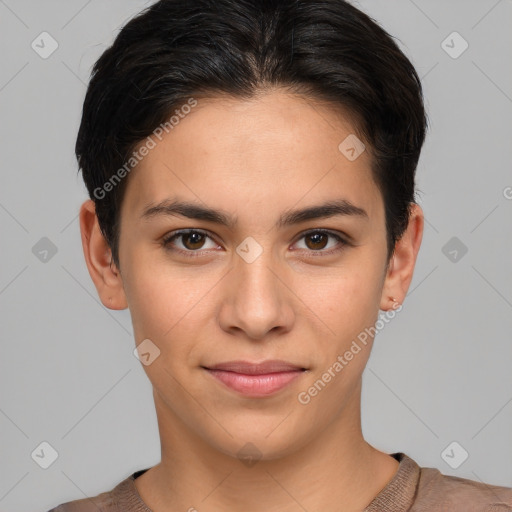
308, 233, 327, 250
186, 232, 204, 249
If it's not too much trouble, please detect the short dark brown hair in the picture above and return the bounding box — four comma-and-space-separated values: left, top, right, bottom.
76, 0, 427, 266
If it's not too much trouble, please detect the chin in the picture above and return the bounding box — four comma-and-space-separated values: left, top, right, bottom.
201, 420, 312, 464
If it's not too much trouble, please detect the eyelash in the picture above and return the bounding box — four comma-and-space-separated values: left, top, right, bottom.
161, 228, 350, 258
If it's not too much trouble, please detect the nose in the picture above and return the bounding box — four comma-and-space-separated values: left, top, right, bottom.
217, 248, 295, 341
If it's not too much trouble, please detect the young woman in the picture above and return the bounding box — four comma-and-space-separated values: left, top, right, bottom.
49, 0, 512, 510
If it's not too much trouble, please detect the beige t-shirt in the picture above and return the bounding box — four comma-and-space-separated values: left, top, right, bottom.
47, 452, 512, 511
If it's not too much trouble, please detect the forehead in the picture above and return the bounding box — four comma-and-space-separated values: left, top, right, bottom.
121, 89, 383, 226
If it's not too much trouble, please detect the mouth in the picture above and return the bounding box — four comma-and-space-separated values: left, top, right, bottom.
202, 360, 307, 397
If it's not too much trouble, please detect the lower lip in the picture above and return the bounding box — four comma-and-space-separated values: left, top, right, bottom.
205, 369, 303, 397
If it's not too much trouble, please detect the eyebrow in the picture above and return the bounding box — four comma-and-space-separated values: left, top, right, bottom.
141, 198, 368, 228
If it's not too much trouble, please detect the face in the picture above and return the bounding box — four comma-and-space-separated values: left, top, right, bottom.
116, 90, 393, 460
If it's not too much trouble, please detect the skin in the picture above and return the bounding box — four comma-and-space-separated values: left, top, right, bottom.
80, 89, 423, 512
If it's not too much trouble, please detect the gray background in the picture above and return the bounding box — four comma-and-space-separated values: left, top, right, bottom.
0, 0, 511, 510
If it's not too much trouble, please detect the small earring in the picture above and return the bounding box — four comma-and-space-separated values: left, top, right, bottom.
390, 296, 401, 307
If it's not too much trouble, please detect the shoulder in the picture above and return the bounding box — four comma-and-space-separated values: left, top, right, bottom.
414, 463, 512, 511
46, 489, 113, 512
45, 470, 148, 512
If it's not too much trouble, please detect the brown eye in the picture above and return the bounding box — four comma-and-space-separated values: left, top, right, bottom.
304, 232, 329, 250
162, 229, 218, 253
180, 231, 206, 250
293, 229, 349, 255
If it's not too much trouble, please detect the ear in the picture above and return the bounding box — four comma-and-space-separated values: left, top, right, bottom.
79, 199, 128, 310
380, 203, 424, 311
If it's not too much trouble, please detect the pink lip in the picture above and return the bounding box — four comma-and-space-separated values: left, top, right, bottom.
204, 360, 306, 397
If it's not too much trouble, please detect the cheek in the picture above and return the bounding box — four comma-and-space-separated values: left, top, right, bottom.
301, 266, 382, 333
123, 257, 218, 354
295, 270, 381, 410
294, 267, 383, 393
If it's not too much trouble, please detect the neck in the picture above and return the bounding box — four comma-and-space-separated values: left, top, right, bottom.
135, 381, 399, 512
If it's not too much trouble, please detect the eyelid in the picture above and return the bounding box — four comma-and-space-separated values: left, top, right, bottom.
161, 228, 351, 256
161, 228, 220, 252
290, 228, 351, 254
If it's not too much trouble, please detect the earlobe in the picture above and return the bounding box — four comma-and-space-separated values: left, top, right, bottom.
380, 203, 424, 310
79, 200, 128, 310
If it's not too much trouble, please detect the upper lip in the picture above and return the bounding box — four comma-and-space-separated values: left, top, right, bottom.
204, 360, 306, 375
